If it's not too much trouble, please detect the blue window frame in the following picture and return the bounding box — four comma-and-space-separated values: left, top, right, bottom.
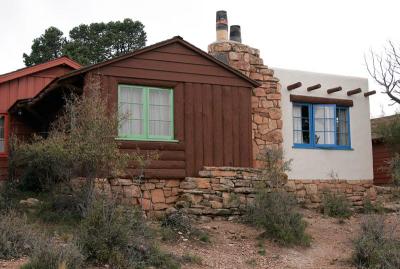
293, 103, 351, 150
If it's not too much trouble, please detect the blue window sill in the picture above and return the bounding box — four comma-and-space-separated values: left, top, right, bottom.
115, 137, 179, 143
293, 144, 353, 151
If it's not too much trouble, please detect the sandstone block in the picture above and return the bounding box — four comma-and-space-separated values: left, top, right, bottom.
180, 181, 197, 189
139, 198, 152, 211
141, 183, 155, 190
219, 178, 235, 187
151, 189, 165, 203
268, 108, 282, 120
229, 51, 240, 60
166, 196, 178, 204
305, 184, 318, 195
254, 114, 263, 124
153, 203, 169, 211
165, 179, 180, 187
210, 200, 223, 209
211, 170, 237, 177
266, 93, 281, 100
254, 88, 267, 97
124, 185, 141, 198
195, 178, 211, 189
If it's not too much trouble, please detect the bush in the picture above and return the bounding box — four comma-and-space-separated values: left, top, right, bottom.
321, 191, 352, 219
22, 239, 84, 269
78, 198, 178, 268
353, 215, 400, 268
362, 198, 384, 214
245, 190, 311, 246
160, 210, 210, 243
0, 211, 33, 259
11, 134, 72, 192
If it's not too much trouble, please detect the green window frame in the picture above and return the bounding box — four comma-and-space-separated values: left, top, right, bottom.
117, 84, 175, 141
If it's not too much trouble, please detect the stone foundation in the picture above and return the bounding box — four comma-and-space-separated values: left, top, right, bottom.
285, 179, 377, 209
75, 167, 377, 217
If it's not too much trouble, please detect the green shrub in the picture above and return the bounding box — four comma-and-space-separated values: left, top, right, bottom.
353, 215, 400, 269
78, 198, 178, 268
22, 239, 84, 269
362, 198, 384, 214
321, 191, 352, 218
35, 188, 86, 224
0, 211, 33, 259
246, 190, 311, 246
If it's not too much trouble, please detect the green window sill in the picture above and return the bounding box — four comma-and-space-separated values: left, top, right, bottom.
115, 137, 179, 143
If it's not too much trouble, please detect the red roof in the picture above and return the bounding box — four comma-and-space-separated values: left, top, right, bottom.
0, 56, 81, 84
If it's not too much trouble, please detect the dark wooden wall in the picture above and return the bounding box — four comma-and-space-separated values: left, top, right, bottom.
372, 141, 393, 185
92, 41, 254, 178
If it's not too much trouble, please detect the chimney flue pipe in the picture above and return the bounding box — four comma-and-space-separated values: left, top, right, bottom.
216, 10, 228, 41
230, 25, 241, 42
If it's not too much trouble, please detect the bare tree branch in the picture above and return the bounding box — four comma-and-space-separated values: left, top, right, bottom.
366, 41, 400, 104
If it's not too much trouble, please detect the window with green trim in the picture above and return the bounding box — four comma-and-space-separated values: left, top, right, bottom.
118, 85, 174, 141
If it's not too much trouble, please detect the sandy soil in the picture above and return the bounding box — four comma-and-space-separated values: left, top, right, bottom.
161, 210, 399, 269
2, 210, 398, 269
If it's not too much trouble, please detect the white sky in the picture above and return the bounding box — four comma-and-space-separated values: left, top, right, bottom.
1, 0, 399, 118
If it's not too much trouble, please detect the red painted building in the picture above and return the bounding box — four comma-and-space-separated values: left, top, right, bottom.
0, 57, 81, 179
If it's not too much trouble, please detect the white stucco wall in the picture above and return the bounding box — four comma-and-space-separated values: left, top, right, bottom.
274, 68, 373, 180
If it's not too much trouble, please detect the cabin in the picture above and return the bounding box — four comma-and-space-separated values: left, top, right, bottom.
0, 10, 378, 212
8, 36, 259, 179
0, 57, 81, 180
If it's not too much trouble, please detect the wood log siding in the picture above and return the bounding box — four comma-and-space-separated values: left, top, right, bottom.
113, 82, 253, 178
95, 41, 254, 179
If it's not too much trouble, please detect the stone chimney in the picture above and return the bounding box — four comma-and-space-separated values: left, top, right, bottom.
208, 11, 283, 168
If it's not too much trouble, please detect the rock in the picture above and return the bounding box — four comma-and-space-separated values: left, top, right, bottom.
175, 200, 189, 209
165, 207, 177, 215
268, 108, 281, 120
151, 189, 165, 203
210, 201, 223, 209
153, 203, 168, 211
165, 179, 180, 187
19, 198, 40, 207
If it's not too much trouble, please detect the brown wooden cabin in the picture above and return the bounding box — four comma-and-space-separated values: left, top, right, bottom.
0, 57, 81, 180
370, 115, 399, 185
9, 36, 260, 180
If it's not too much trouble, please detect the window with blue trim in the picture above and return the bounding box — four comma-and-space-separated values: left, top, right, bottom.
293, 103, 350, 149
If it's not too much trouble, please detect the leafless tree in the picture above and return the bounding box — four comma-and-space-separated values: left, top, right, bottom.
366, 41, 400, 105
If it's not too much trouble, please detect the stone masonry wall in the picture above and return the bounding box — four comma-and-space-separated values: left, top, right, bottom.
208, 42, 283, 167
178, 167, 377, 217
76, 167, 377, 218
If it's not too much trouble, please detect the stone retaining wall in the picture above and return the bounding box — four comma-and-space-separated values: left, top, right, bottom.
75, 167, 377, 217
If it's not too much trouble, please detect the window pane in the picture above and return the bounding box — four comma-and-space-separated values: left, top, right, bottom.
293, 105, 310, 144
336, 107, 349, 146
0, 116, 4, 152
315, 131, 324, 144
119, 86, 144, 136
325, 106, 335, 118
314, 106, 325, 118
325, 131, 335, 144
315, 118, 324, 132
149, 89, 171, 137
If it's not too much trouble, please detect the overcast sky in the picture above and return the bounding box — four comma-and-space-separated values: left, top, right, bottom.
1, 0, 399, 118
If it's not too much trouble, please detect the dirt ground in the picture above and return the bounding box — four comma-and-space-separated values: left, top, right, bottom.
161, 209, 399, 269
1, 209, 398, 269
